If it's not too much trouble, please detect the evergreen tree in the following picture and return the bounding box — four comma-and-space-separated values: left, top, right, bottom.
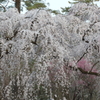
0, 0, 47, 12
0, 0, 60, 14
23, 0, 47, 10
69, 0, 99, 4
23, 0, 60, 14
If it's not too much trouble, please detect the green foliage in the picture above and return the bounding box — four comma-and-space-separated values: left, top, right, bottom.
24, 0, 47, 10
61, 7, 70, 13
48, 9, 60, 15
0, 0, 6, 3
51, 10, 60, 15
69, 0, 99, 4
74, 0, 93, 2
0, 0, 60, 15
27, 2, 46, 10
24, 0, 60, 15
0, 0, 48, 12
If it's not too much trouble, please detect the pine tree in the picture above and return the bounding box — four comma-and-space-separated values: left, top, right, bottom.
0, 0, 47, 13
69, 0, 99, 4
23, 0, 47, 10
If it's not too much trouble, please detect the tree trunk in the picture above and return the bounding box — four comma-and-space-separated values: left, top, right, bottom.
15, 0, 21, 13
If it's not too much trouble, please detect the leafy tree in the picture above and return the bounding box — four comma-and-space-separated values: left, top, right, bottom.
69, 0, 100, 4
61, 7, 70, 14
0, 0, 60, 14
0, 0, 48, 12
23, 0, 60, 14
23, 0, 47, 10
47, 9, 60, 15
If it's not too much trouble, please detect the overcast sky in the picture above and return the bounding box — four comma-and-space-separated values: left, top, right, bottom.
46, 0, 100, 11
46, 0, 73, 10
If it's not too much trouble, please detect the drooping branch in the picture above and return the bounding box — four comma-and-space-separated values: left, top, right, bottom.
77, 52, 87, 63
78, 67, 100, 76
68, 63, 100, 76
77, 59, 100, 76
31, 34, 38, 45
77, 47, 89, 63
90, 61, 99, 72
76, 50, 100, 76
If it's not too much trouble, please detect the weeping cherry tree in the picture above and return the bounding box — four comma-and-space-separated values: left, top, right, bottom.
1, 2, 100, 100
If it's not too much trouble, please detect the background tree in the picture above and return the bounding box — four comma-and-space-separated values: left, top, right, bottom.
61, 0, 99, 14
0, 0, 7, 11
23, 0, 60, 14
0, 0, 60, 14
0, 0, 47, 12
23, 0, 47, 10
15, 0, 21, 13
69, 0, 99, 4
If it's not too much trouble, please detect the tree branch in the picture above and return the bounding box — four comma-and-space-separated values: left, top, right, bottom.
89, 61, 99, 72
0, 3, 6, 12
78, 67, 100, 76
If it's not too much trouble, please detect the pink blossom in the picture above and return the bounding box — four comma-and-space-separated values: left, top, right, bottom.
77, 58, 92, 71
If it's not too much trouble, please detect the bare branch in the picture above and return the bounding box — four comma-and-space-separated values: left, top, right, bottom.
5, 0, 10, 8
77, 52, 87, 63
89, 61, 99, 72
78, 67, 100, 76
0, 3, 6, 11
